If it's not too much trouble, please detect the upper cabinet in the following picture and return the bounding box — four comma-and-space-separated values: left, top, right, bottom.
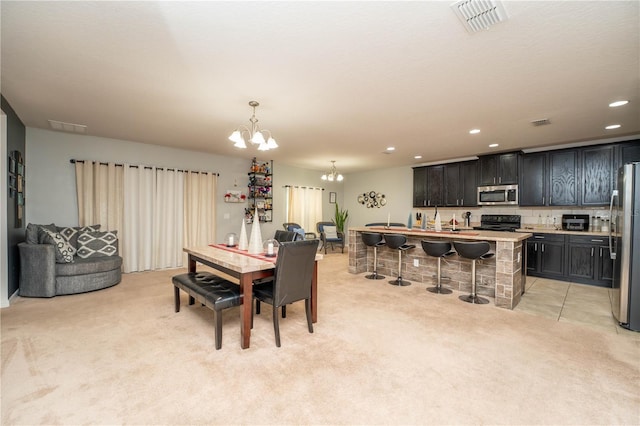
478, 152, 519, 185
519, 152, 546, 206
412, 165, 444, 207
581, 145, 615, 206
549, 149, 579, 206
520, 144, 619, 207
444, 161, 478, 207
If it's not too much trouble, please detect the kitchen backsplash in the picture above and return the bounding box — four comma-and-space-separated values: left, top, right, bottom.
411, 206, 611, 228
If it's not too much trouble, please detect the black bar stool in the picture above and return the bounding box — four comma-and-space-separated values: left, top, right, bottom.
421, 240, 455, 294
361, 232, 386, 280
384, 234, 416, 286
453, 241, 494, 304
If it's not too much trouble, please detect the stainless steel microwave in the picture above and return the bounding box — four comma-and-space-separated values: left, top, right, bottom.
477, 184, 518, 205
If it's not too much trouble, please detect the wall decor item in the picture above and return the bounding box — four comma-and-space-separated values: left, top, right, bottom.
224, 189, 246, 203
329, 192, 337, 203
357, 191, 386, 208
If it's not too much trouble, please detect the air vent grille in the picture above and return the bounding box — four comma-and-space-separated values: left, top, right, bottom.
451, 0, 508, 33
530, 118, 551, 127
48, 119, 87, 134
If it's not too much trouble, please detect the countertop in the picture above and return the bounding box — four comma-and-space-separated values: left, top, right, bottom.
350, 226, 532, 242
516, 227, 610, 237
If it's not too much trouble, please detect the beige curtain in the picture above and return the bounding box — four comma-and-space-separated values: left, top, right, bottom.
75, 161, 123, 232
183, 171, 217, 250
76, 161, 216, 273
285, 186, 323, 233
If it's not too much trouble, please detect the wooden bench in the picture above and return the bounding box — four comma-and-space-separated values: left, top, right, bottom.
172, 271, 242, 350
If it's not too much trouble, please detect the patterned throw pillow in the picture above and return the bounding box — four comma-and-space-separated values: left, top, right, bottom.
77, 231, 118, 258
56, 225, 101, 254
39, 229, 75, 263
324, 225, 339, 239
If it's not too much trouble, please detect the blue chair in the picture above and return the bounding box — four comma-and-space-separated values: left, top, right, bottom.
283, 223, 316, 240
316, 221, 345, 254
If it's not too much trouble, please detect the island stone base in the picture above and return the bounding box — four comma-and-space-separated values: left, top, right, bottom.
349, 228, 528, 309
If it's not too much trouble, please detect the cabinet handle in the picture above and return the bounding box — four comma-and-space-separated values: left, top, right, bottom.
591, 247, 594, 257
543, 196, 545, 205
461, 198, 463, 205
494, 177, 496, 184
600, 247, 603, 257
534, 243, 538, 251
591, 239, 604, 243
499, 177, 502, 184
534, 236, 545, 239
541, 244, 545, 253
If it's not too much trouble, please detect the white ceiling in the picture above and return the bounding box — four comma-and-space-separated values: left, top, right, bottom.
2, 1, 639, 174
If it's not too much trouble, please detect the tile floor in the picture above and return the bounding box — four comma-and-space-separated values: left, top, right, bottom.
515, 275, 639, 340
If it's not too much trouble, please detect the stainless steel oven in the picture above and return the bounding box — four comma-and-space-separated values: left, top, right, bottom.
477, 184, 518, 206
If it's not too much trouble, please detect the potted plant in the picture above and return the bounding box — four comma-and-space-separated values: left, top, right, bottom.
333, 202, 349, 233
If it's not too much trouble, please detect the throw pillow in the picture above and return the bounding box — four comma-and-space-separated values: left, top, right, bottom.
324, 225, 339, 239
39, 229, 75, 263
26, 223, 57, 244
56, 224, 101, 253
77, 231, 118, 258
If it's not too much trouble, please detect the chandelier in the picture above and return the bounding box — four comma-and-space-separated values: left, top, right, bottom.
229, 101, 278, 151
321, 160, 344, 182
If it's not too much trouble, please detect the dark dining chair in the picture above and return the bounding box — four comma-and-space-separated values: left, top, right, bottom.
252, 239, 319, 347
274, 229, 298, 243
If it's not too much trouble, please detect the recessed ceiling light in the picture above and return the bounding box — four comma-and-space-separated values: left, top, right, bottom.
605, 124, 621, 130
489, 143, 499, 148
414, 155, 422, 160
469, 129, 481, 134
609, 100, 629, 107
386, 147, 395, 151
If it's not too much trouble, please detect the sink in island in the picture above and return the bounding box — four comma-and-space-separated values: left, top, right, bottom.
348, 226, 532, 309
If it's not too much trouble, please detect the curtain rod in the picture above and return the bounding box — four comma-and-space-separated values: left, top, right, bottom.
283, 185, 324, 190
70, 159, 219, 176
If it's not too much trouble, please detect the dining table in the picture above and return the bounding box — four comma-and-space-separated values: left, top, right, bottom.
183, 244, 322, 349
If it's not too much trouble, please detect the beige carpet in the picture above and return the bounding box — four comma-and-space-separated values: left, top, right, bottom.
2, 253, 639, 425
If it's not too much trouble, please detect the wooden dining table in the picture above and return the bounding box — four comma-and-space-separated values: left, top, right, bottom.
183, 245, 321, 349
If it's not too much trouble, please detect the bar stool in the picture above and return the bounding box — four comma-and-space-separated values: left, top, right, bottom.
420, 240, 455, 294
361, 232, 386, 280
384, 234, 416, 286
453, 241, 494, 304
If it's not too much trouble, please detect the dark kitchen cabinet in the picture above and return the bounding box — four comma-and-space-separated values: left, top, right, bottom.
548, 149, 579, 206
527, 233, 566, 279
581, 145, 615, 206
617, 140, 640, 169
413, 165, 443, 207
443, 161, 478, 207
519, 152, 546, 206
567, 235, 613, 287
413, 167, 427, 207
527, 233, 613, 287
479, 152, 519, 186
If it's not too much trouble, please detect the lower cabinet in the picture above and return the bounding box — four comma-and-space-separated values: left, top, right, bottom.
527, 234, 566, 279
527, 233, 613, 287
567, 235, 613, 287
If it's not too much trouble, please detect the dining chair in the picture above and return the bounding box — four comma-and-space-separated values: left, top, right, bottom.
282, 223, 316, 240
316, 221, 344, 254
252, 239, 319, 347
274, 229, 298, 243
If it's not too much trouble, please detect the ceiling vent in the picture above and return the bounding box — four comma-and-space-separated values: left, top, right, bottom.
48, 119, 87, 134
451, 0, 508, 33
530, 118, 551, 127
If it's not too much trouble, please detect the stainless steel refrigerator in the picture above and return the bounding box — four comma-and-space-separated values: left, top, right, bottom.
610, 162, 640, 331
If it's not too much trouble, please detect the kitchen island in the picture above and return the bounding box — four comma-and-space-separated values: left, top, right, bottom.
348, 226, 532, 309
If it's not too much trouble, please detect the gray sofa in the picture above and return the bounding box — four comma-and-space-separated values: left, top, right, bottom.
18, 223, 123, 298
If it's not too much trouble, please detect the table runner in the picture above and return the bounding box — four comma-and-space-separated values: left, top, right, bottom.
210, 243, 277, 263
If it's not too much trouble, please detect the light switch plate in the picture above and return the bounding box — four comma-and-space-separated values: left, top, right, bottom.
413, 259, 419, 267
